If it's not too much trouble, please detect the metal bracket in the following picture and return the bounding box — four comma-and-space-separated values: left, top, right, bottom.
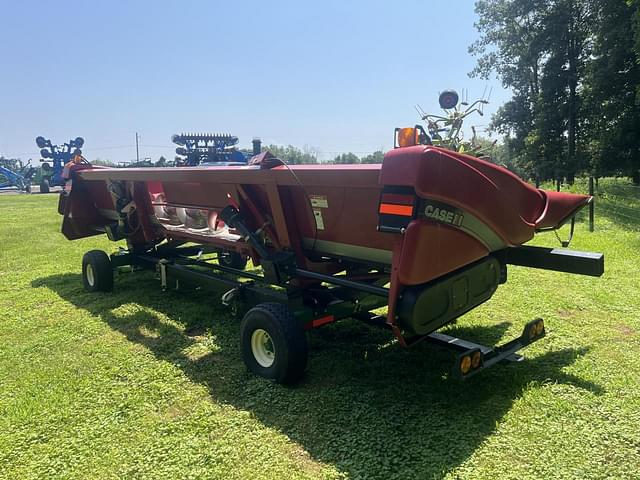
158, 259, 169, 290
554, 216, 575, 248
377, 225, 406, 234
221, 287, 240, 306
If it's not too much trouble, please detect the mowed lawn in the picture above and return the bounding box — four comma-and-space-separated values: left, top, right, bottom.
1, 180, 639, 480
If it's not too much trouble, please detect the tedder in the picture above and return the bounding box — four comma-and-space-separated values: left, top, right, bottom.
56, 127, 604, 384
416, 88, 495, 157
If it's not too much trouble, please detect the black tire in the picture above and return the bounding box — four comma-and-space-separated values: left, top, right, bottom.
439, 89, 460, 109
240, 303, 308, 385
219, 250, 247, 270
82, 250, 113, 292
40, 178, 50, 194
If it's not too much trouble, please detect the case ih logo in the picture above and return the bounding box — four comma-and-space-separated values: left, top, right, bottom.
423, 202, 464, 227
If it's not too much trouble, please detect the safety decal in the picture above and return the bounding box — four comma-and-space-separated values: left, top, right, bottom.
310, 195, 329, 208
313, 209, 325, 230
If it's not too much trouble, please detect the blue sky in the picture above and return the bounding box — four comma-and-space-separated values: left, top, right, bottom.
0, 0, 509, 163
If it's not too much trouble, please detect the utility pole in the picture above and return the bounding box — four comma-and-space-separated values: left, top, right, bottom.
135, 132, 140, 163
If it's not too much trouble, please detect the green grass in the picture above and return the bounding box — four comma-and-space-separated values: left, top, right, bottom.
1, 180, 639, 479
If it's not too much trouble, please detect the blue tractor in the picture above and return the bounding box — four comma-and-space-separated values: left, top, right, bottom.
36, 136, 84, 193
0, 159, 35, 193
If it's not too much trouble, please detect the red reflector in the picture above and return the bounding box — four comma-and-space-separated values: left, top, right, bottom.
305, 315, 335, 330
379, 203, 414, 216
313, 315, 334, 327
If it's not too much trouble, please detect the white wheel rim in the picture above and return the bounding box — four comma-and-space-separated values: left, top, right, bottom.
86, 263, 95, 286
251, 329, 275, 368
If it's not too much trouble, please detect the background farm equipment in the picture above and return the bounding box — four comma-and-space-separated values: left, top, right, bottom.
0, 159, 35, 193
118, 159, 156, 168
36, 136, 85, 193
416, 89, 496, 157
172, 133, 258, 166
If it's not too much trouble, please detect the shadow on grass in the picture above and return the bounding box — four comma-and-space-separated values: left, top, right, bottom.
33, 272, 602, 479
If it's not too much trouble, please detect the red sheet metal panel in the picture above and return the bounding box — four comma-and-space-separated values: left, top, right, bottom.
380, 146, 589, 246
396, 219, 489, 286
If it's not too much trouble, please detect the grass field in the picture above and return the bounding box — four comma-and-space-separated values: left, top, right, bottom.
1, 179, 639, 479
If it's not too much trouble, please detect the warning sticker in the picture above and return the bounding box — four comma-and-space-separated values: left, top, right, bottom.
313, 209, 325, 230
310, 195, 328, 208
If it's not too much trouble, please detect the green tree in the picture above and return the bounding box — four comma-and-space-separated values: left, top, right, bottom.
361, 151, 385, 164
263, 145, 318, 164
470, 0, 593, 183
583, 0, 640, 183
91, 158, 116, 167
333, 153, 360, 164
0, 156, 21, 172
632, 0, 640, 66
470, 0, 547, 179
472, 0, 640, 183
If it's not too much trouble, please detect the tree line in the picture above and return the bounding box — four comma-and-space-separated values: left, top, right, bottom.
263, 145, 385, 164
471, 0, 640, 184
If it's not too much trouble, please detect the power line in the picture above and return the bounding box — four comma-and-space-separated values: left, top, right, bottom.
2, 144, 137, 157
2, 144, 386, 163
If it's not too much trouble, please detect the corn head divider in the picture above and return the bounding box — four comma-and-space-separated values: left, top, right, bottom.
58, 145, 603, 384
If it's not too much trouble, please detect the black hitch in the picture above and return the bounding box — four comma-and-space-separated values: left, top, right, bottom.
500, 246, 604, 277
425, 318, 547, 379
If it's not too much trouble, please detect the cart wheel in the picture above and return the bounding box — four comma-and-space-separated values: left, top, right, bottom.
240, 303, 308, 385
219, 250, 247, 270
25, 184, 31, 194
40, 178, 50, 194
82, 250, 113, 292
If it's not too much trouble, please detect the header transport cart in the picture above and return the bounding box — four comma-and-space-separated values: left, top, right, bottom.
56, 128, 604, 384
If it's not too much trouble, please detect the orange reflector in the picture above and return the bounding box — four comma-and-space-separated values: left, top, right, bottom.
379, 203, 414, 216
460, 355, 472, 375
471, 351, 482, 369
397, 127, 418, 147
